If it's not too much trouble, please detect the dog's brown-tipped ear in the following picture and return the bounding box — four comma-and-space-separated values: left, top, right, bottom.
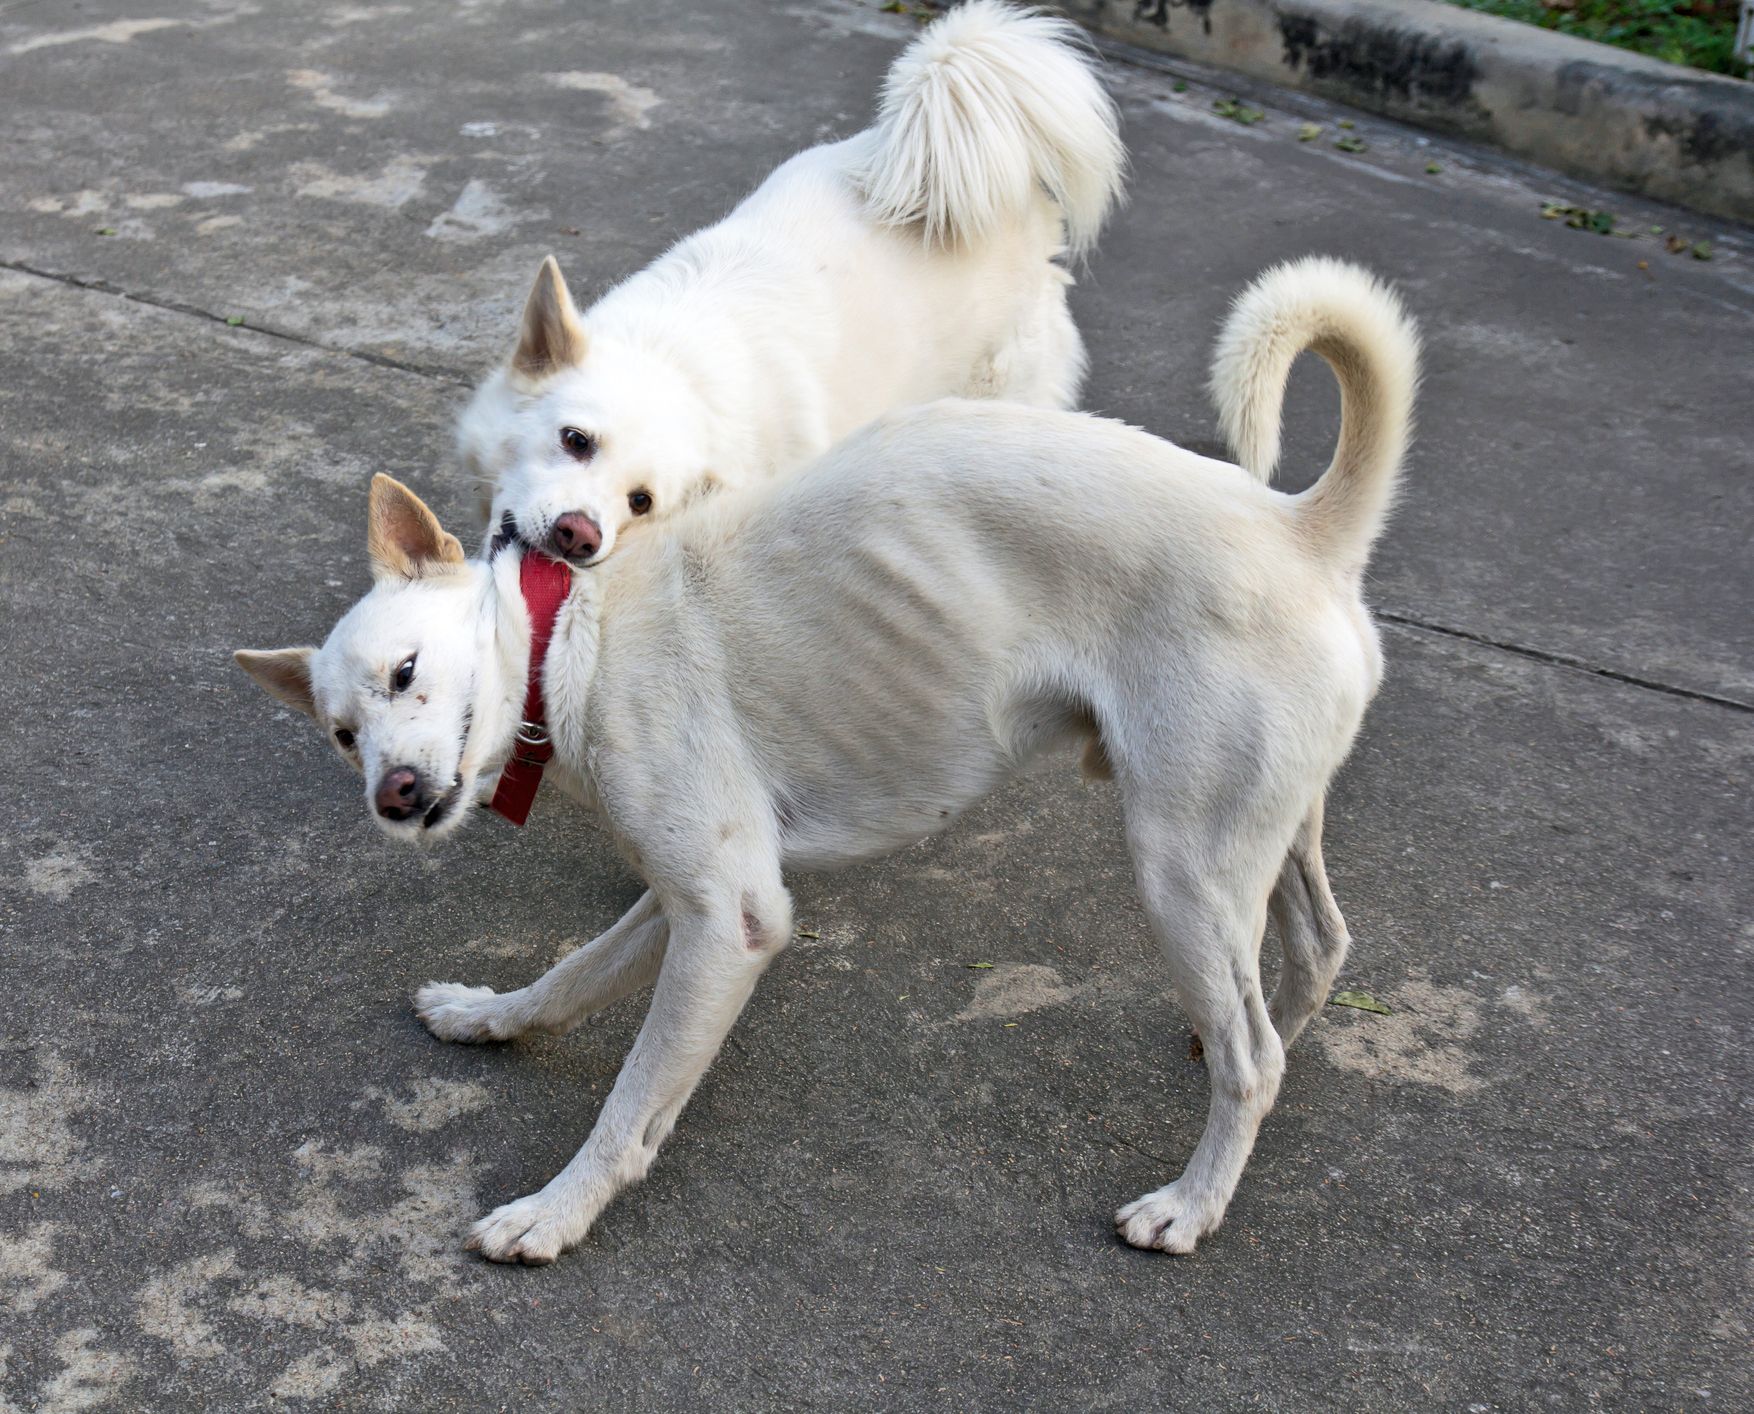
511, 255, 587, 380
235, 647, 317, 719
367, 473, 466, 580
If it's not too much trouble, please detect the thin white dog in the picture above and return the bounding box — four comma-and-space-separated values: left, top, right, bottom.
456, 0, 1125, 564
237, 257, 1418, 1265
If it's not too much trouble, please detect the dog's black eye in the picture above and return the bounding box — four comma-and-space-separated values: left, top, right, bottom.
628, 489, 653, 516
560, 427, 596, 461
334, 728, 355, 750
393, 656, 416, 692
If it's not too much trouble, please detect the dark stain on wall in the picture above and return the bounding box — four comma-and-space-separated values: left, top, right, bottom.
1279, 14, 1480, 111
1134, 0, 1215, 36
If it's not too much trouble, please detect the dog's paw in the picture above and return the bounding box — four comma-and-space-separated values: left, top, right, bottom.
415, 982, 517, 1043
466, 1194, 575, 1265
1114, 1181, 1221, 1255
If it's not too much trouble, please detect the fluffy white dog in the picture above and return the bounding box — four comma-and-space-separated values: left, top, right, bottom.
456, 0, 1125, 564
238, 257, 1419, 1265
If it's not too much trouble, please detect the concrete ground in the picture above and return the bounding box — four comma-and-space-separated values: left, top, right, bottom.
1, 1, 1749, 1409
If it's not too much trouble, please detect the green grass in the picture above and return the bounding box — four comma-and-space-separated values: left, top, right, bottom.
1445, 0, 1748, 77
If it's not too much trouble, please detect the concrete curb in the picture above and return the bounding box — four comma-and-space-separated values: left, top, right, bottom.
1061, 0, 1754, 222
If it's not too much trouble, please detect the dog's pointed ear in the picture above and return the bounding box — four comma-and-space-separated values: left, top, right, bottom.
234, 647, 317, 718
511, 255, 587, 380
368, 473, 466, 580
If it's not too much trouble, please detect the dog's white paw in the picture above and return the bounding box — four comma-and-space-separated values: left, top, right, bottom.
466, 1194, 575, 1265
1114, 1180, 1221, 1255
415, 982, 517, 1043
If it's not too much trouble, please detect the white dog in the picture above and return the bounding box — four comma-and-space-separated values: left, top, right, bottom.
456, 0, 1125, 564
237, 257, 1418, 1265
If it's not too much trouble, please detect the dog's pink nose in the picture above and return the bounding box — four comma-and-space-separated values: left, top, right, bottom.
550, 512, 602, 560
375, 767, 421, 822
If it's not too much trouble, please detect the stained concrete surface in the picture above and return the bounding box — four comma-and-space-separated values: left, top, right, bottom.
0, 2, 1749, 1410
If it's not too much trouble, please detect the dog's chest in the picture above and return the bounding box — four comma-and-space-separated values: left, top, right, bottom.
542, 588, 602, 790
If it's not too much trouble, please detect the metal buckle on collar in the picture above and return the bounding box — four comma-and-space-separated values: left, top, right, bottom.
515, 720, 549, 747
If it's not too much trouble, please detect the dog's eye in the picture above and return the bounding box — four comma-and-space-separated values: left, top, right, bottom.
393, 656, 416, 692
628, 489, 653, 516
334, 728, 355, 750
560, 427, 596, 461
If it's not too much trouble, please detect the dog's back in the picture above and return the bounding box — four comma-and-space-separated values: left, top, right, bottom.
594, 257, 1418, 855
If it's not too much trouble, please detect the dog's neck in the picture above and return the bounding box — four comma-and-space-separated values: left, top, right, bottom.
468, 548, 603, 802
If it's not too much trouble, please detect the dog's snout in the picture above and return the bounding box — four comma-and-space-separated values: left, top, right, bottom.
550, 512, 602, 561
375, 766, 423, 822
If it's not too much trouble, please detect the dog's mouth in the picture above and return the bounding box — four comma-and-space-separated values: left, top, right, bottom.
422, 777, 463, 831
495, 512, 604, 568
422, 704, 479, 830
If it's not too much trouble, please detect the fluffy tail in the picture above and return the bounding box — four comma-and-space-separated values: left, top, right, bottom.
1210, 256, 1420, 573
859, 1, 1125, 258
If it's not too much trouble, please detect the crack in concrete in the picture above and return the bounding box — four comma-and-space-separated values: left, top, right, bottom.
0, 257, 474, 388
1376, 611, 1753, 715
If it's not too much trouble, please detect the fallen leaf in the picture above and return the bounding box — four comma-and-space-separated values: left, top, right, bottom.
1425, 160, 1442, 174
1172, 79, 1188, 94
225, 315, 244, 326
1692, 241, 1713, 261
1338, 118, 1355, 130
1330, 990, 1391, 1015
94, 226, 117, 236
1213, 98, 1265, 125
965, 961, 995, 970
1335, 135, 1366, 154
1541, 202, 1617, 235
1297, 122, 1321, 142
794, 928, 820, 939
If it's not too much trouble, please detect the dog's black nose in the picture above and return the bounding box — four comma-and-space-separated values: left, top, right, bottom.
375, 767, 423, 821
550, 512, 602, 560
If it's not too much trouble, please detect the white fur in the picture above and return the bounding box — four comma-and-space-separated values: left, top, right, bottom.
456, 0, 1125, 563
243, 258, 1419, 1264
1211, 257, 1419, 565
859, 0, 1124, 256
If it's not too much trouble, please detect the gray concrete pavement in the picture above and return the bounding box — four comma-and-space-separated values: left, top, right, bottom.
2, 2, 1750, 1409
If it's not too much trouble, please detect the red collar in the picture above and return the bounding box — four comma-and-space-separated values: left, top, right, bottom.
488, 550, 574, 826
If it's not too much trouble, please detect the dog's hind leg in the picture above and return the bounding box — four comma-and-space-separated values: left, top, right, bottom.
1111, 795, 1290, 1256
416, 890, 668, 1043
466, 860, 793, 1264
1266, 800, 1352, 1047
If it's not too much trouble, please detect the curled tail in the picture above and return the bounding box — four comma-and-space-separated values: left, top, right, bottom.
859, 1, 1126, 258
1210, 256, 1420, 573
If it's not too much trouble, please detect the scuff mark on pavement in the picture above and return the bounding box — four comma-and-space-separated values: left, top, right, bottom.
286, 68, 393, 120
1315, 973, 1489, 1093
0, 1051, 102, 1194
18, 846, 95, 901
424, 179, 519, 242
359, 1077, 491, 1133
8, 18, 189, 57
954, 962, 1080, 1022
546, 71, 662, 132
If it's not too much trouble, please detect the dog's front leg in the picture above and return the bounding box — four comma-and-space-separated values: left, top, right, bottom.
466, 872, 792, 1264
416, 889, 668, 1043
